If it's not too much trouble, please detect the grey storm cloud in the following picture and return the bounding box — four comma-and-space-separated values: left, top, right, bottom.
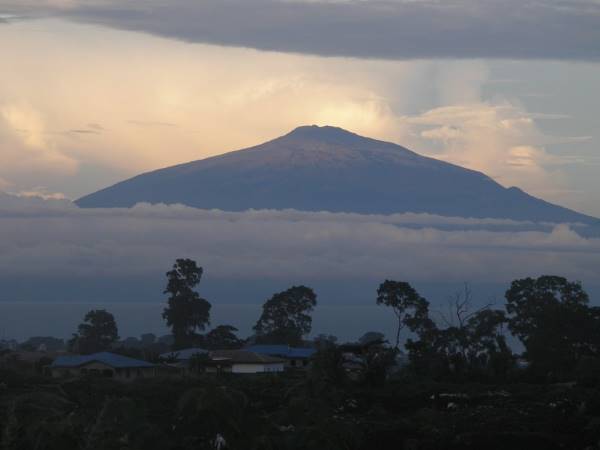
2, 0, 600, 60
0, 194, 599, 283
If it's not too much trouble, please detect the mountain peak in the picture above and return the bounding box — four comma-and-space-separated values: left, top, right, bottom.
284, 125, 366, 144
75, 126, 597, 224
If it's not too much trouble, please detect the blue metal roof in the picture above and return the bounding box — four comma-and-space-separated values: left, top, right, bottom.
51, 352, 154, 369
159, 348, 208, 360
246, 345, 316, 359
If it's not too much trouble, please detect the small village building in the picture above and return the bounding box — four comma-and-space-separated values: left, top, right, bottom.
50, 352, 156, 381
164, 348, 286, 374
208, 350, 285, 374
159, 347, 208, 370
245, 345, 316, 369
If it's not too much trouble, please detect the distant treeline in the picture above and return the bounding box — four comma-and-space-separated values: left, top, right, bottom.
57, 258, 600, 384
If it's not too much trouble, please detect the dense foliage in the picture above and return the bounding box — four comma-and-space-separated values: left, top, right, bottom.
68, 310, 119, 354
163, 259, 212, 349
254, 286, 317, 346
3, 370, 600, 449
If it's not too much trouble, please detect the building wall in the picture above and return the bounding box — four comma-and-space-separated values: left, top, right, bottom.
231, 363, 285, 374
287, 358, 311, 369
51, 362, 155, 381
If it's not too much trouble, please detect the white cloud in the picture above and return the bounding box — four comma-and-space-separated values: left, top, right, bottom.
399, 102, 568, 196
14, 188, 68, 200
0, 196, 598, 285
0, 101, 79, 184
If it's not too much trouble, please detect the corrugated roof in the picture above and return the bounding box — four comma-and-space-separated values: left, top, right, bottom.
51, 352, 154, 369
246, 345, 316, 359
159, 348, 208, 360
210, 350, 286, 364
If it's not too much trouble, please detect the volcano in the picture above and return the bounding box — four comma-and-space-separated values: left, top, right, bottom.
76, 125, 597, 224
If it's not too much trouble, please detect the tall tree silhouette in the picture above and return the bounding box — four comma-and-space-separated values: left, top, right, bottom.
506, 275, 598, 377
376, 280, 429, 349
205, 325, 242, 350
254, 285, 317, 346
69, 309, 119, 354
162, 259, 211, 349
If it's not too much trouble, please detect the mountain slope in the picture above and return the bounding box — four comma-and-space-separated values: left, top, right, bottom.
76, 125, 597, 224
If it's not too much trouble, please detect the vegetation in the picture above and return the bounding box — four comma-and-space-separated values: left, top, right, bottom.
253, 285, 317, 346
506, 275, 600, 379
68, 309, 119, 354
204, 325, 243, 350
376, 280, 429, 349
163, 259, 212, 349
2, 265, 600, 449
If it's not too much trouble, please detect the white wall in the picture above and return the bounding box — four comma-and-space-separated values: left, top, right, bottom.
231, 363, 284, 374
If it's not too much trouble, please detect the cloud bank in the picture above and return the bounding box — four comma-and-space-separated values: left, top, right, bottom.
3, 0, 600, 61
0, 195, 598, 287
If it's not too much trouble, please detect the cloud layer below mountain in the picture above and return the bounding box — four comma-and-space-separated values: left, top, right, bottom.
1, 195, 598, 288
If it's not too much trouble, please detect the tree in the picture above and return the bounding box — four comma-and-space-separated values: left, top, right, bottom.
1, 392, 78, 450
401, 284, 513, 379
140, 333, 156, 347
68, 309, 119, 354
310, 341, 347, 387
162, 259, 211, 350
376, 280, 429, 348
313, 334, 338, 349
205, 325, 243, 350
505, 275, 598, 377
254, 286, 317, 346
19, 336, 65, 352
177, 386, 248, 449
358, 331, 386, 346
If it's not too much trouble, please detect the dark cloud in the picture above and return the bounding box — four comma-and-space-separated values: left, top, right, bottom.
68, 129, 100, 134
28, 0, 600, 61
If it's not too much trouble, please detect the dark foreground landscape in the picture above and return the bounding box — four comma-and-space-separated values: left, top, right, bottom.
3, 369, 600, 450
2, 262, 600, 450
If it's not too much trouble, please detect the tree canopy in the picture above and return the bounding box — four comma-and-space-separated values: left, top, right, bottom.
162, 259, 212, 350
204, 325, 243, 350
69, 309, 119, 354
376, 280, 429, 348
254, 285, 317, 346
506, 275, 599, 377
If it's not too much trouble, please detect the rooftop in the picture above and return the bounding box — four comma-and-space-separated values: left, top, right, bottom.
51, 352, 154, 369
210, 350, 286, 364
159, 347, 208, 360
245, 345, 316, 359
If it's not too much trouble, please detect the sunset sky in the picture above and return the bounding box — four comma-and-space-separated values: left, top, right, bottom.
1, 0, 599, 216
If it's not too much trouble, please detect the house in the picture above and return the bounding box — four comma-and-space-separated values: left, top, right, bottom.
159, 348, 208, 367
50, 352, 156, 381
207, 350, 285, 374
164, 348, 285, 374
245, 345, 316, 369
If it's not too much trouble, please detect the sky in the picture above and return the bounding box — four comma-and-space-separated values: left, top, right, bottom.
0, 1, 599, 338
0, 0, 598, 216
1, 194, 599, 339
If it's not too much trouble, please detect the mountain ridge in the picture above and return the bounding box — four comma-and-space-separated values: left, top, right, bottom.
76, 125, 598, 224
